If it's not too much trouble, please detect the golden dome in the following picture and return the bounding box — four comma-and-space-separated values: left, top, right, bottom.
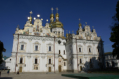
79, 23, 82, 27
50, 13, 54, 18
51, 21, 63, 28
55, 13, 59, 17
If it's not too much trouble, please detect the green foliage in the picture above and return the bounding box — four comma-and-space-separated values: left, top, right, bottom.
0, 41, 6, 64
110, 1, 119, 59
0, 52, 3, 64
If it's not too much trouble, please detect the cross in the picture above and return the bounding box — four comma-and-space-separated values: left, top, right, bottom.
72, 31, 74, 34
17, 25, 19, 28
79, 18, 80, 23
66, 30, 68, 33
30, 11, 33, 16
51, 7, 53, 13
56, 7, 58, 13
85, 22, 87, 25
92, 26, 94, 29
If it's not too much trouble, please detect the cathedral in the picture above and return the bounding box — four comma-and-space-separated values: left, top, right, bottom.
5, 8, 104, 73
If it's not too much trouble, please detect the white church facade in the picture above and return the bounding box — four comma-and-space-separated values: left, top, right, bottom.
6, 9, 104, 73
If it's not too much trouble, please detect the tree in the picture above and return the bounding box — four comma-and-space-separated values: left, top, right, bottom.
0, 41, 6, 64
110, 1, 119, 59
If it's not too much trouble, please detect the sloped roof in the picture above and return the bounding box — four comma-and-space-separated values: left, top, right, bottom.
3, 56, 9, 60
104, 52, 112, 55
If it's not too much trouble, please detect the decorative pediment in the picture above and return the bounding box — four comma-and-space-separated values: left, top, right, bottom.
34, 41, 40, 45
19, 41, 26, 44
47, 43, 52, 45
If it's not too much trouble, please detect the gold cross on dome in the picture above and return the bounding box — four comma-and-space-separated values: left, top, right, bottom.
79, 18, 81, 23
92, 26, 94, 29
51, 7, 53, 13
30, 11, 33, 16
56, 7, 58, 13
85, 22, 87, 25
72, 31, 74, 33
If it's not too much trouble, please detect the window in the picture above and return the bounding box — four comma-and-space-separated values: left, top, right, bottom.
59, 50, 60, 54
21, 45, 24, 50
90, 59, 92, 63
79, 48, 81, 52
64, 62, 66, 66
64, 50, 65, 55
10, 59, 11, 61
98, 48, 99, 52
35, 45, 38, 51
89, 48, 91, 52
20, 58, 23, 64
49, 59, 51, 64
80, 59, 82, 63
49, 46, 51, 51
35, 58, 37, 64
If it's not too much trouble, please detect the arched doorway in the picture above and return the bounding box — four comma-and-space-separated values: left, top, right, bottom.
58, 65, 61, 72
48, 67, 51, 72
19, 67, 22, 72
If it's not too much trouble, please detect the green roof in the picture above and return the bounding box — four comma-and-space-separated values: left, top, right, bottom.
104, 52, 112, 55
3, 56, 9, 60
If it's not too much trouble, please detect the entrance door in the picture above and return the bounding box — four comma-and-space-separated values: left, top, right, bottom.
80, 66, 82, 71
48, 67, 51, 72
19, 67, 22, 72
58, 65, 61, 72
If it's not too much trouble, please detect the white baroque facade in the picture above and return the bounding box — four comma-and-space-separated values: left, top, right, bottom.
6, 10, 104, 73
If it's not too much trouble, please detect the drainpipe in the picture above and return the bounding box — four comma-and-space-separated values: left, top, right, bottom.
76, 38, 79, 72
54, 36, 55, 73
15, 34, 19, 73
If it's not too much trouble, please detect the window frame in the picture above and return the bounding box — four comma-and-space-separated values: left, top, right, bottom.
35, 45, 38, 51
49, 46, 51, 51
21, 45, 24, 50
35, 58, 37, 64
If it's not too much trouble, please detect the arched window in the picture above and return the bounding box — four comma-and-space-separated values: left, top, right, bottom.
49, 46, 51, 51
35, 45, 38, 51
89, 48, 91, 52
59, 50, 60, 54
49, 59, 51, 64
20, 58, 23, 64
35, 58, 37, 64
79, 48, 81, 52
80, 59, 82, 63
21, 45, 24, 50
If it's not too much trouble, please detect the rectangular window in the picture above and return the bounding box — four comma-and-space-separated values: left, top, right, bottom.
49, 59, 51, 64
21, 45, 24, 50
79, 48, 81, 52
35, 58, 37, 64
59, 50, 60, 54
64, 50, 65, 55
35, 45, 38, 51
49, 46, 51, 51
64, 62, 66, 66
